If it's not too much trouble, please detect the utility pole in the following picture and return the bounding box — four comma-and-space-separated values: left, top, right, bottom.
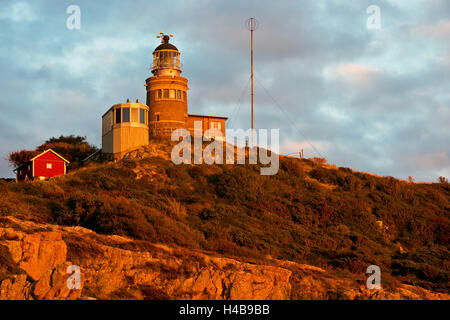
246, 18, 258, 147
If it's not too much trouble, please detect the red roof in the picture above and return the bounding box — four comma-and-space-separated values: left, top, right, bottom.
30, 149, 70, 163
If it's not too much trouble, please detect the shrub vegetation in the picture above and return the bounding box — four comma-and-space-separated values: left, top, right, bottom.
2, 142, 449, 293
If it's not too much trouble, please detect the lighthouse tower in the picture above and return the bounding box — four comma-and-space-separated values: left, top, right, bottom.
145, 33, 189, 137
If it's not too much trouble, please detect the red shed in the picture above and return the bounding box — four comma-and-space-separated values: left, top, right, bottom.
14, 149, 70, 182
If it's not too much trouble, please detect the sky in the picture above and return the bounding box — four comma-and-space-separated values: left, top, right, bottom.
0, 0, 448, 182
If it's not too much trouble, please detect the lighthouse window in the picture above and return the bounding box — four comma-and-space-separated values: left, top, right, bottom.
183, 91, 187, 101
115, 108, 121, 123
170, 89, 176, 99
157, 89, 162, 99
140, 109, 146, 124
172, 53, 177, 67
156, 114, 160, 122
123, 108, 130, 122
162, 52, 168, 67
163, 89, 169, 98
177, 90, 181, 99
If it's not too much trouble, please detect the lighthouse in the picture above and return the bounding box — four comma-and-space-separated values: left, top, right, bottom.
101, 32, 227, 160
145, 33, 189, 137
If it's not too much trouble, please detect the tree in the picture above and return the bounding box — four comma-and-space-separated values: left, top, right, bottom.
438, 176, 448, 184
7, 135, 99, 169
7, 150, 39, 168
41, 135, 87, 146
36, 135, 99, 167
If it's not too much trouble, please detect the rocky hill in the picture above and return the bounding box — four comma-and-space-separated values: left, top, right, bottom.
0, 140, 449, 299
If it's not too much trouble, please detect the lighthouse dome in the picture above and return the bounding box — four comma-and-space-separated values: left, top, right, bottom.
153, 35, 178, 52
154, 42, 178, 52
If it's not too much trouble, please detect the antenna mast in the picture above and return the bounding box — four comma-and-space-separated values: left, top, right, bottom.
246, 18, 259, 147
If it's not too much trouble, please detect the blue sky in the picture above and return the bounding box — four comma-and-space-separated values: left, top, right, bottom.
0, 0, 449, 181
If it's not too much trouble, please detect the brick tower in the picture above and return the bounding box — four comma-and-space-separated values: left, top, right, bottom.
145, 33, 188, 137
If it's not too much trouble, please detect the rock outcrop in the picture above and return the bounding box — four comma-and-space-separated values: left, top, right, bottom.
63, 232, 292, 300
2, 229, 66, 280
0, 216, 448, 300
0, 225, 82, 300
0, 217, 291, 300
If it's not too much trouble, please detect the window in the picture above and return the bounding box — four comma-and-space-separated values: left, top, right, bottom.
102, 111, 113, 135
156, 114, 160, 122
211, 122, 222, 130
123, 108, 130, 122
46, 163, 52, 169
156, 52, 160, 67
115, 108, 121, 123
177, 90, 181, 100
163, 89, 169, 98
183, 91, 187, 101
140, 109, 146, 124
157, 89, 162, 99
132, 108, 139, 122
170, 89, 176, 99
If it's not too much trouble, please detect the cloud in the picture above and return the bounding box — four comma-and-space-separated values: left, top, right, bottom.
405, 152, 449, 169
0, 0, 448, 182
323, 63, 380, 86
412, 20, 450, 40
0, 2, 37, 22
